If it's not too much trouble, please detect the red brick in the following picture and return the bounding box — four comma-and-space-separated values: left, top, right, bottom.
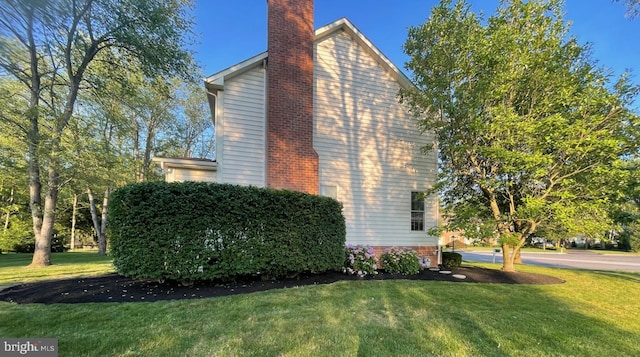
266, 0, 319, 195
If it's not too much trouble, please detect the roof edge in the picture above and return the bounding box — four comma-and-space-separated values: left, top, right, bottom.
314, 18, 414, 90
152, 157, 218, 171
204, 52, 268, 89
203, 18, 414, 90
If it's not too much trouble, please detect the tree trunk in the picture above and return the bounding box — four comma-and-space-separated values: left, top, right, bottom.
31, 163, 60, 267
501, 244, 516, 272
4, 187, 13, 232
514, 247, 522, 264
88, 188, 109, 255
98, 188, 109, 255
87, 188, 99, 247
28, 113, 44, 263
70, 193, 78, 250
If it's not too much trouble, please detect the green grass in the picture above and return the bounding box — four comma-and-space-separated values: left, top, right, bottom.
1, 253, 640, 356
0, 251, 114, 289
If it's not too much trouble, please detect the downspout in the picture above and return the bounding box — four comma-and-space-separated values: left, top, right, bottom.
437, 195, 442, 266
262, 57, 268, 187
205, 90, 217, 126
205, 86, 221, 169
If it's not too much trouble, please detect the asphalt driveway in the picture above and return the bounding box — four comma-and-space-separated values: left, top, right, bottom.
458, 249, 640, 272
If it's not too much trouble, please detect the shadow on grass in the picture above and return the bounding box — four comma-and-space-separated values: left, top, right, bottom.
1, 264, 639, 356
349, 277, 640, 356
588, 269, 640, 284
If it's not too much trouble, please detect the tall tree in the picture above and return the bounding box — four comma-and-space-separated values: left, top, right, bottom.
125, 78, 177, 182
401, 0, 640, 271
0, 0, 195, 266
0, 77, 31, 252
164, 82, 215, 159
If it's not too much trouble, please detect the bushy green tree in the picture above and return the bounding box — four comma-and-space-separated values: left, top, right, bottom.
401, 0, 640, 271
0, 0, 196, 266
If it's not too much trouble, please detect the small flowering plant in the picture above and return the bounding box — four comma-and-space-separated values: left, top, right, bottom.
343, 244, 378, 277
380, 246, 422, 275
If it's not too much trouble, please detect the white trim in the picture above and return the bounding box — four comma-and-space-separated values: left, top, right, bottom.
216, 90, 224, 176
204, 52, 268, 88
263, 60, 268, 186
151, 157, 217, 171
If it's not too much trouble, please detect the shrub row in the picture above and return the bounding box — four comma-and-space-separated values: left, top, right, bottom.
343, 245, 429, 276
108, 182, 346, 282
341, 246, 463, 276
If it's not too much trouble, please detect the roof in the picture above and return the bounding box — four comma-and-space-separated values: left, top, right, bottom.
204, 18, 413, 91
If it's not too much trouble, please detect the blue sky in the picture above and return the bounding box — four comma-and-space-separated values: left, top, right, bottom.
190, 0, 639, 90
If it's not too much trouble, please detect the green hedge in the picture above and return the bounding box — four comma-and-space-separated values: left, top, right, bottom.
108, 182, 346, 282
441, 252, 462, 268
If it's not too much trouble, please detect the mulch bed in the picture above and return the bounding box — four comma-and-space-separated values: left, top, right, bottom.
0, 266, 564, 304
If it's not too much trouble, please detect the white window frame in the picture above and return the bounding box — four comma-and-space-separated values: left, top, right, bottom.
411, 191, 425, 231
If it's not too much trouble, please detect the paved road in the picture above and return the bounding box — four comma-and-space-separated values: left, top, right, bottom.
457, 249, 640, 272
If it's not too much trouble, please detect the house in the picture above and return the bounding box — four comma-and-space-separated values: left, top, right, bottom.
152, 157, 217, 183
154, 0, 440, 265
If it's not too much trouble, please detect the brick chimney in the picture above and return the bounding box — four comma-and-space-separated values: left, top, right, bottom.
266, 0, 319, 194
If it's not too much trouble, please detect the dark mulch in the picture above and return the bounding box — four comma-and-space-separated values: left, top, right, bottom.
0, 266, 564, 304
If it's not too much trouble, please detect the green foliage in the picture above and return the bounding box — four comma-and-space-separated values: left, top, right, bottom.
0, 0, 198, 266
343, 245, 378, 277
0, 217, 33, 253
0, 218, 68, 253
619, 222, 640, 252
401, 0, 640, 270
498, 232, 522, 247
441, 252, 462, 268
108, 182, 346, 282
380, 247, 422, 275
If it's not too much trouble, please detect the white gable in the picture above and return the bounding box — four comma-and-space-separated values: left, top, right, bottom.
203, 17, 439, 248
314, 26, 438, 247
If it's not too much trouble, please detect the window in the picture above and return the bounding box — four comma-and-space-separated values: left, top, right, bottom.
411, 192, 425, 231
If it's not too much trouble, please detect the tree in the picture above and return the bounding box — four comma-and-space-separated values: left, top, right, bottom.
615, 0, 640, 18
401, 0, 640, 271
0, 0, 195, 266
614, 159, 640, 251
0, 77, 32, 252
166, 82, 215, 159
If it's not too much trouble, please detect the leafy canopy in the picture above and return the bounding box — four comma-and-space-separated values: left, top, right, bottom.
401, 0, 639, 269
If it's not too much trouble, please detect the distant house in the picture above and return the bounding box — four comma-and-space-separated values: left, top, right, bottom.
154, 0, 440, 265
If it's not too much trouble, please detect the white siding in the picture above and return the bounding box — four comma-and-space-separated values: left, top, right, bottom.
169, 168, 217, 183
219, 66, 266, 186
314, 31, 438, 247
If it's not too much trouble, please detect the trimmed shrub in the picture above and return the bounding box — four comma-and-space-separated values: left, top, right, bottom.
441, 251, 462, 268
380, 246, 422, 275
343, 245, 378, 277
108, 182, 346, 282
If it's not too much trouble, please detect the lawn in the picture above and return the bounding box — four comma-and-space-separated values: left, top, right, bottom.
1, 252, 639, 356
0, 251, 114, 289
